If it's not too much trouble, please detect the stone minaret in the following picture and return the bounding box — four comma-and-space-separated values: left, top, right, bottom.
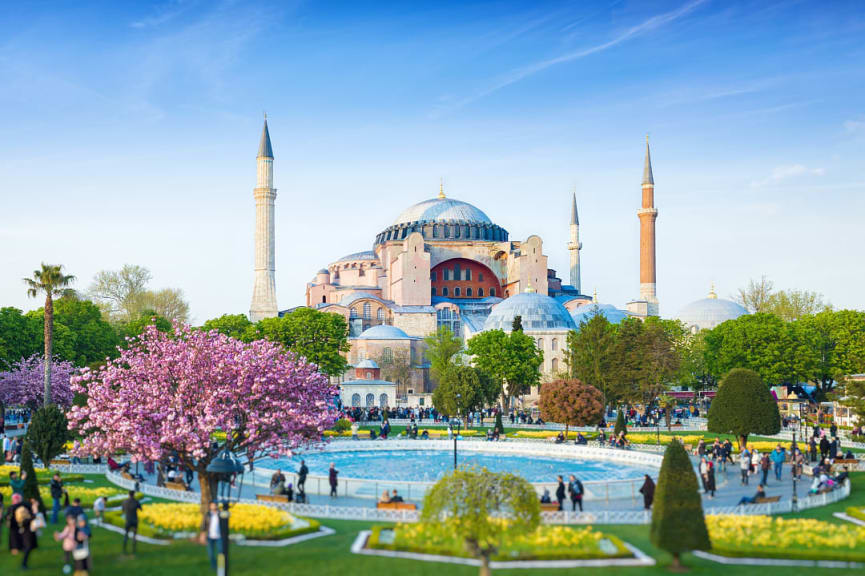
638, 136, 659, 315
567, 190, 582, 293
249, 117, 278, 321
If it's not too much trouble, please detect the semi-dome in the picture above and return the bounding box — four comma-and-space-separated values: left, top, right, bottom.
483, 291, 577, 332
676, 286, 747, 332
357, 325, 412, 340
356, 359, 379, 369
335, 250, 377, 263
393, 197, 492, 227
571, 303, 629, 327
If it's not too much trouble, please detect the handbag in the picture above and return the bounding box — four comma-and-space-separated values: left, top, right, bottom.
73, 544, 90, 561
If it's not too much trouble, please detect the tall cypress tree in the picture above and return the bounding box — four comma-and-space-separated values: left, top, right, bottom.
20, 440, 45, 512
614, 409, 627, 437
650, 440, 710, 569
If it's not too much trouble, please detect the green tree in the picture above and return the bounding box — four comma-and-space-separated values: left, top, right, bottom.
121, 311, 173, 340
250, 308, 350, 376
650, 440, 710, 570
0, 307, 41, 369
20, 440, 45, 511
494, 411, 504, 435
201, 313, 254, 340
424, 326, 463, 382
707, 368, 780, 447
377, 349, 413, 399
704, 313, 789, 386
736, 275, 774, 313
799, 310, 865, 398
23, 263, 76, 406
421, 468, 540, 576
839, 376, 865, 427
640, 318, 682, 401
764, 289, 831, 321
614, 409, 627, 437
511, 315, 523, 332
468, 329, 542, 409
566, 310, 615, 407
45, 295, 118, 366
678, 330, 715, 391
538, 379, 603, 436
26, 404, 69, 467
88, 264, 190, 323
610, 317, 645, 406
432, 365, 482, 418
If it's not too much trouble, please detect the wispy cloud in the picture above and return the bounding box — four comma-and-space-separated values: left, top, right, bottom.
751, 164, 825, 188
844, 118, 865, 134
131, 0, 194, 29
658, 76, 783, 107
434, 0, 708, 114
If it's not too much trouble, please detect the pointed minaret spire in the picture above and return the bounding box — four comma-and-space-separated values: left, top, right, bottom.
567, 188, 582, 293
258, 114, 273, 159
642, 134, 654, 186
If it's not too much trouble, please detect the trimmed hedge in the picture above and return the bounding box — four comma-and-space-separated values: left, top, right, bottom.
101, 510, 321, 541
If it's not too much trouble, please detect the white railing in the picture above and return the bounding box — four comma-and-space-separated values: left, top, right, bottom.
252, 440, 663, 503
54, 463, 107, 475
355, 419, 708, 431
107, 470, 200, 502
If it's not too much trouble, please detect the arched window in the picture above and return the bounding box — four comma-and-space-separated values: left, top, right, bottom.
477, 287, 484, 297
536, 338, 544, 349
551, 338, 558, 351
365, 393, 375, 407
363, 303, 371, 320
466, 287, 472, 297
551, 358, 559, 373
382, 347, 393, 363
349, 308, 358, 319
431, 287, 437, 297
321, 295, 326, 303
454, 287, 461, 297
351, 393, 361, 407
377, 308, 384, 321
379, 393, 389, 408
442, 286, 448, 296
365, 371, 372, 379
465, 269, 472, 281
489, 288, 496, 297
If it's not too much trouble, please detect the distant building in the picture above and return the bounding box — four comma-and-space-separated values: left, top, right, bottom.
675, 285, 748, 332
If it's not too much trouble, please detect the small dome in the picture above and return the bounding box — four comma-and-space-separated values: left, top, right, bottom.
676, 288, 747, 332
483, 292, 577, 332
334, 250, 377, 263
357, 325, 412, 340
571, 303, 629, 327
393, 197, 492, 227
317, 268, 329, 274
356, 359, 379, 369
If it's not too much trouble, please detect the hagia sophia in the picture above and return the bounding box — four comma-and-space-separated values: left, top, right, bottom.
248, 119, 747, 409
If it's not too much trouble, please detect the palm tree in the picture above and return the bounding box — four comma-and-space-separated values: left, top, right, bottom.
24, 264, 75, 406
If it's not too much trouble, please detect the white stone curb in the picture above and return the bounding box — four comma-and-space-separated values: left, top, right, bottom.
350, 531, 655, 568
693, 550, 864, 568
93, 520, 170, 546
833, 512, 865, 527
93, 519, 334, 547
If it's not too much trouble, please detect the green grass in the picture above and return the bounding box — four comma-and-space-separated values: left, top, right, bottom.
2, 473, 863, 575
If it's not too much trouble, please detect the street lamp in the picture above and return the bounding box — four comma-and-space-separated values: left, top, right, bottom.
791, 429, 799, 511
206, 447, 245, 576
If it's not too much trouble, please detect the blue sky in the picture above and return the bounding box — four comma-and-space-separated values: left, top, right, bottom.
2, 0, 864, 322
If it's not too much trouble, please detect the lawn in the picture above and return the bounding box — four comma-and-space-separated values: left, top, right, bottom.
1, 473, 861, 575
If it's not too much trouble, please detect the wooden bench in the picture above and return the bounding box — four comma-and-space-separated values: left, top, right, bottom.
165, 481, 188, 491
121, 471, 136, 482
834, 459, 858, 466
753, 496, 781, 504
256, 494, 290, 503
377, 501, 417, 510
540, 502, 561, 512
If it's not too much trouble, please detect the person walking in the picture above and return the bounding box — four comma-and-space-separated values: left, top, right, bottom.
328, 463, 339, 498
206, 501, 222, 571
6, 492, 25, 555
297, 460, 309, 497
50, 473, 65, 524
760, 453, 771, 486
17, 496, 39, 570
73, 514, 91, 575
9, 470, 27, 496
121, 490, 142, 556
699, 456, 710, 493
809, 436, 817, 463
739, 448, 751, 486
54, 514, 77, 572
706, 460, 716, 498
819, 436, 830, 461
555, 476, 566, 511
567, 475, 584, 512
639, 475, 655, 509
770, 445, 786, 481
93, 496, 106, 525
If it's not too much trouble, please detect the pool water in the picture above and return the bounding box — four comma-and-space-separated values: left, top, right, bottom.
261, 449, 655, 483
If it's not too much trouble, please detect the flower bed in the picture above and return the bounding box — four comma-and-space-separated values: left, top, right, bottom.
367, 522, 631, 561
0, 485, 124, 507
707, 515, 865, 562
102, 502, 319, 541
846, 507, 865, 523
324, 429, 484, 438
0, 465, 84, 486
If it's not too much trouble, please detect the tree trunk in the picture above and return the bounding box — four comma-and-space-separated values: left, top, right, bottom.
198, 466, 216, 535
479, 552, 492, 576
43, 294, 53, 407
739, 434, 748, 450
670, 553, 685, 572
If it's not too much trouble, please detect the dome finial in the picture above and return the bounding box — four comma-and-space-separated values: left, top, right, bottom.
708, 282, 717, 299
593, 288, 598, 303
438, 177, 446, 199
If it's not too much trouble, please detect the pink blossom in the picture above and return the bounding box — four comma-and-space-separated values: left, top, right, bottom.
0, 354, 76, 408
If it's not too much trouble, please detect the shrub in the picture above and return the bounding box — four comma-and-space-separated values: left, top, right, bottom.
538, 379, 604, 436
614, 409, 627, 437
708, 368, 780, 447
650, 440, 710, 569
333, 418, 352, 433
26, 404, 69, 467
20, 441, 45, 511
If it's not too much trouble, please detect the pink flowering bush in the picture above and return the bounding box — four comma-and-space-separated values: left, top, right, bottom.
0, 354, 75, 408
68, 322, 337, 525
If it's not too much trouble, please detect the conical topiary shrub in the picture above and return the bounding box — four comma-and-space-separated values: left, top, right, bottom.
495, 411, 504, 435
650, 439, 710, 570
20, 440, 45, 512
614, 408, 627, 437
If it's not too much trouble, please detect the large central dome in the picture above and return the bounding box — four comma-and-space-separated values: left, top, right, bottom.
393, 197, 492, 227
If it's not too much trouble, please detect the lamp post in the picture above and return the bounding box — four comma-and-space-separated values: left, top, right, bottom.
206, 447, 245, 576
791, 429, 799, 512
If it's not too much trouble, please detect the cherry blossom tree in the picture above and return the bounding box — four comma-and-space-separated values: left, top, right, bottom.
0, 354, 75, 408
68, 323, 337, 524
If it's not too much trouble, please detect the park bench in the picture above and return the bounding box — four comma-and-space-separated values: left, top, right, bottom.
165, 481, 188, 491
121, 471, 136, 482
753, 496, 781, 504
256, 494, 290, 503
50, 459, 71, 466
377, 501, 417, 511
834, 459, 858, 466
540, 502, 561, 512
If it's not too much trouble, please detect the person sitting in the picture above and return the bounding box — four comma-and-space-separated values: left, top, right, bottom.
378, 490, 391, 504
833, 468, 849, 486
389, 489, 404, 503
844, 449, 855, 460
540, 489, 552, 504
271, 478, 286, 496
555, 432, 565, 444
420, 430, 429, 440
285, 483, 294, 502
737, 484, 766, 506
270, 469, 286, 492
575, 432, 588, 445
369, 429, 377, 440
